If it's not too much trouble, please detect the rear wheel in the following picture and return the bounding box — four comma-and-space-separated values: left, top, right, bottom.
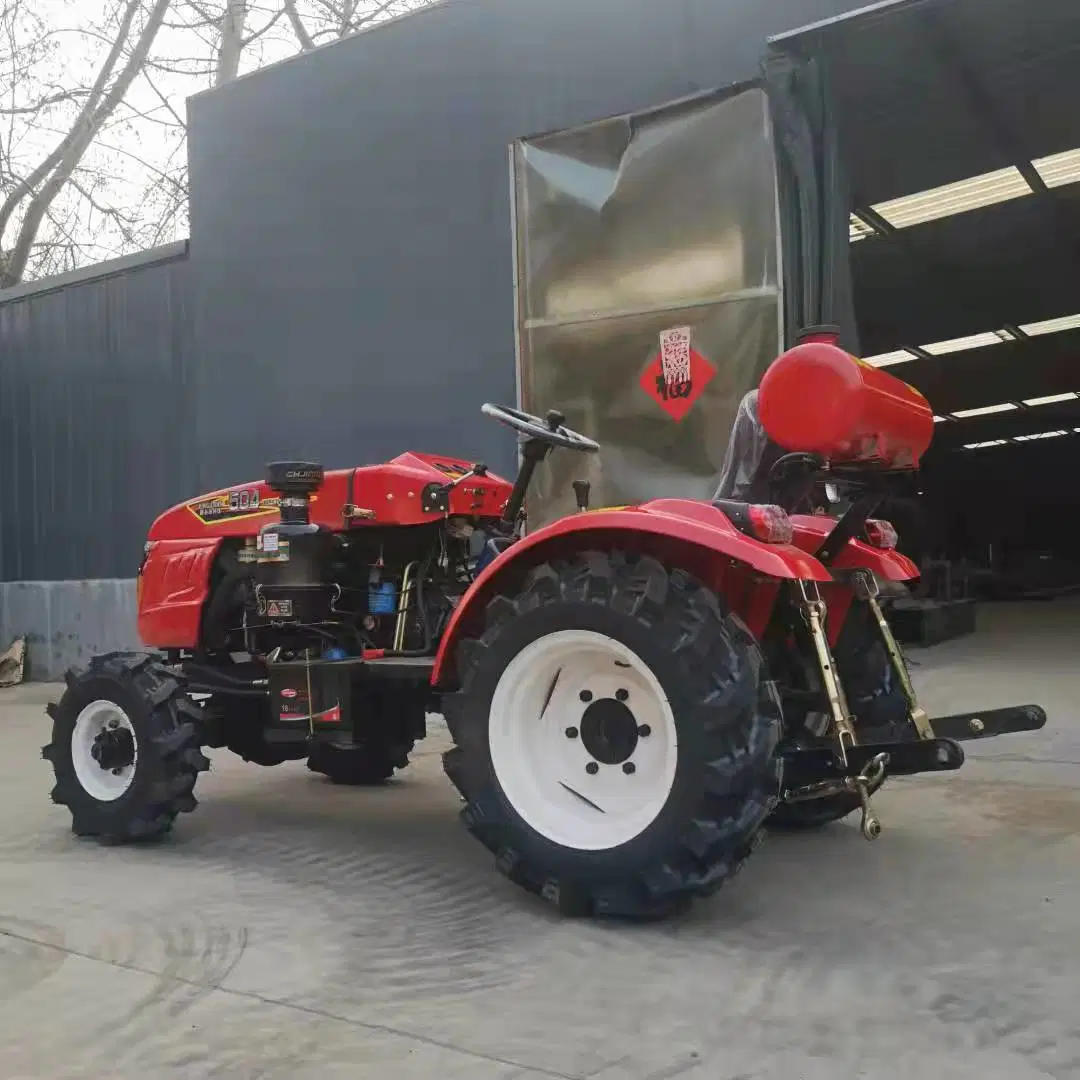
42, 653, 210, 842
307, 738, 415, 785
442, 552, 784, 919
768, 598, 915, 830
306, 686, 423, 785
204, 693, 301, 767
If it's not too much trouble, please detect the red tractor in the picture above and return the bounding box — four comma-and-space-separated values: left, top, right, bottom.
42, 328, 1046, 919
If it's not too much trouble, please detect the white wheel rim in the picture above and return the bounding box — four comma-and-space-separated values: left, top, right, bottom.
71, 699, 139, 802
488, 629, 678, 851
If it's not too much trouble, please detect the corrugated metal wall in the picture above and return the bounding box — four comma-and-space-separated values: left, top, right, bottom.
185, 0, 870, 494
0, 243, 194, 581
0, 0, 872, 580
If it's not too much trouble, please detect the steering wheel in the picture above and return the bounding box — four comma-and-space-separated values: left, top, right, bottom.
481, 403, 600, 453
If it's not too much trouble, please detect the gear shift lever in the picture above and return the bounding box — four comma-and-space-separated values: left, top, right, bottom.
572, 480, 591, 512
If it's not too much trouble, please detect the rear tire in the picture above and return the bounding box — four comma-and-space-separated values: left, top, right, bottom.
42, 652, 210, 842
206, 694, 300, 767
768, 598, 915, 831
306, 686, 423, 785
442, 552, 784, 919
307, 738, 414, 785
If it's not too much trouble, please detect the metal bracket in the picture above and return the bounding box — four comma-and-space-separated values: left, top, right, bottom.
420, 483, 451, 515
853, 571, 935, 741
795, 579, 858, 766
343, 504, 376, 521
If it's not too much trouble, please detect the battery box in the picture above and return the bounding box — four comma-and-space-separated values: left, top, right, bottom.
266, 657, 364, 744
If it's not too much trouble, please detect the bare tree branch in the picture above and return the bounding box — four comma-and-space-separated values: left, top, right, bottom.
0, 87, 93, 115
213, 0, 246, 84
0, 0, 173, 284
283, 0, 314, 49
1, 0, 441, 283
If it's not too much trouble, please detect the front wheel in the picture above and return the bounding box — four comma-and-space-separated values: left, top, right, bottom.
42, 653, 210, 841
442, 552, 784, 919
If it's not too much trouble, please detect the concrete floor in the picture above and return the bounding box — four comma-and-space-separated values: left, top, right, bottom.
1, 602, 1077, 1080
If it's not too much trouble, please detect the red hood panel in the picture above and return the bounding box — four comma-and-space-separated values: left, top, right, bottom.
147, 452, 513, 540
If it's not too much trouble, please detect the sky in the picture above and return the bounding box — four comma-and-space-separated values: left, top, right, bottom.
5, 1, 429, 278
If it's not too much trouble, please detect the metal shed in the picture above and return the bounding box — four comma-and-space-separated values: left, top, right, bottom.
4, 0, 1080, 672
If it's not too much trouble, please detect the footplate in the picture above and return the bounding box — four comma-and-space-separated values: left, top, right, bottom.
929, 704, 1046, 741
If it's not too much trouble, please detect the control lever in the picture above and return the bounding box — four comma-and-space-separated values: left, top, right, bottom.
445, 462, 487, 490
421, 462, 489, 515
572, 480, 591, 512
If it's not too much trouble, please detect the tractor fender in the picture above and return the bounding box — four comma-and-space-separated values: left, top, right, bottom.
789, 514, 920, 581
137, 537, 223, 648
431, 498, 831, 687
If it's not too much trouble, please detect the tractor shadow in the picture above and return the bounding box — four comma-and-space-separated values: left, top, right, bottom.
110, 729, 1075, 973
156, 753, 1035, 945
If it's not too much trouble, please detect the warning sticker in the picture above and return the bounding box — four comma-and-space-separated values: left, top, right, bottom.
640, 326, 717, 422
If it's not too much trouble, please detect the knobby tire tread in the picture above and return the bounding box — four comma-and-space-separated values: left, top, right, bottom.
307, 738, 415, 785
42, 651, 210, 842
442, 551, 784, 919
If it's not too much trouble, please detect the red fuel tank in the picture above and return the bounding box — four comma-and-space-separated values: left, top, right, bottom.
758, 328, 934, 468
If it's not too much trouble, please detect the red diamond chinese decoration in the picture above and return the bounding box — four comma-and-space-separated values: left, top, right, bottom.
639, 336, 717, 422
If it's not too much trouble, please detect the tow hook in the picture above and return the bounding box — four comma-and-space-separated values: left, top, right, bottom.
853, 752, 888, 840
780, 750, 889, 840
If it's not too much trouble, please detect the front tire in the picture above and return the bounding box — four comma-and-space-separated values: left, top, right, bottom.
42, 653, 210, 842
442, 552, 784, 919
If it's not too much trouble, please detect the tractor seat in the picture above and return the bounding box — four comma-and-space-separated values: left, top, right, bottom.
713, 390, 787, 505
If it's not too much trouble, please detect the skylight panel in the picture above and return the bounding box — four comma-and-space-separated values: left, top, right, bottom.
951, 403, 1018, 418
1013, 429, 1068, 442
1017, 313, 1080, 336
1031, 147, 1080, 190
849, 214, 876, 242
1022, 392, 1078, 407
921, 330, 1012, 355
871, 167, 1032, 229
862, 349, 917, 367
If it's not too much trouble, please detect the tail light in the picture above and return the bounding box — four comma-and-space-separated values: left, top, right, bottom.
864, 519, 898, 549
712, 499, 794, 544
747, 504, 794, 544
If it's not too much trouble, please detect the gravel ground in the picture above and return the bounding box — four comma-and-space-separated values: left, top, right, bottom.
1, 601, 1077, 1080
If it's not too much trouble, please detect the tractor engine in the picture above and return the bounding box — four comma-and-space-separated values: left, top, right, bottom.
232, 461, 471, 663
249, 462, 339, 633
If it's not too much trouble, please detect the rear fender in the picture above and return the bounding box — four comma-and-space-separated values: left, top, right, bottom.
137, 537, 222, 648
789, 514, 920, 581
431, 499, 831, 688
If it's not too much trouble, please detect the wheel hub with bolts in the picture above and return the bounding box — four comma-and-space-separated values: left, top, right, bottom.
91, 725, 136, 773
488, 629, 679, 851
70, 699, 140, 802
567, 690, 652, 774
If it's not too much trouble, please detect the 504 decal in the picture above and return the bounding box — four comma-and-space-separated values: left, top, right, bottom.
231, 488, 260, 512
187, 486, 319, 526
188, 488, 275, 524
